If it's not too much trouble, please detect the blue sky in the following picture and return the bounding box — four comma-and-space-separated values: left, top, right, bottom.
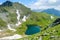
0, 0, 60, 10
0, 0, 37, 5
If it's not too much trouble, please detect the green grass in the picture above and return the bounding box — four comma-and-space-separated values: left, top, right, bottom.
16, 12, 59, 40
0, 18, 7, 28
0, 2, 59, 40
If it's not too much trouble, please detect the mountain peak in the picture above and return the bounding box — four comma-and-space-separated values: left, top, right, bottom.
2, 1, 13, 6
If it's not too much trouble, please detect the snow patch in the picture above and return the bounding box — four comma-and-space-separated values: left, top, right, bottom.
51, 16, 54, 19
0, 34, 22, 39
7, 24, 16, 31
0, 30, 3, 32
16, 10, 21, 26
16, 22, 21, 26
16, 10, 20, 21
22, 16, 27, 22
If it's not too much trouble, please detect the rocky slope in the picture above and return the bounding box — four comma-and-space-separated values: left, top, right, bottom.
0, 1, 31, 31
0, 1, 31, 39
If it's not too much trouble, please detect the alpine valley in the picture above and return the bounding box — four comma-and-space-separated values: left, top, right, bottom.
0, 1, 60, 40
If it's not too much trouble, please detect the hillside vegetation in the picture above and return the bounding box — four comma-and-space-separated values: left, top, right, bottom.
0, 1, 60, 40
17, 12, 60, 40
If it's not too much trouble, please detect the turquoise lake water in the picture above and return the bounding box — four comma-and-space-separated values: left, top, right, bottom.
25, 25, 40, 35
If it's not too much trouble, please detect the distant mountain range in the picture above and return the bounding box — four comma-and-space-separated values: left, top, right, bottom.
33, 8, 60, 16
42, 8, 60, 16
33, 9, 44, 12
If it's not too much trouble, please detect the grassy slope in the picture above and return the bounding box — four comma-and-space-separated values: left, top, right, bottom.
17, 12, 60, 40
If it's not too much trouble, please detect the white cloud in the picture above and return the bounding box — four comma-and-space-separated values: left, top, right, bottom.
55, 6, 60, 10
28, 0, 60, 10
48, 0, 57, 3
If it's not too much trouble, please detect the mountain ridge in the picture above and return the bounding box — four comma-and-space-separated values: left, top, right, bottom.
42, 8, 60, 16
33, 8, 60, 16
0, 1, 31, 30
